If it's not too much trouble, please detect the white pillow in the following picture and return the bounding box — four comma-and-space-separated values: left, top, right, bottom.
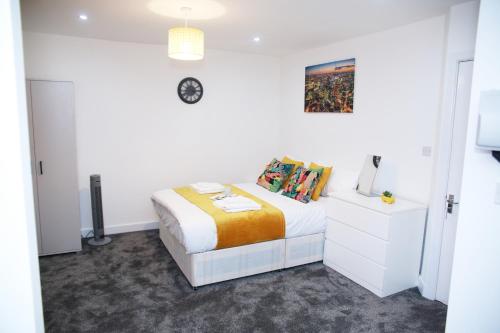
320, 182, 330, 197
326, 167, 358, 195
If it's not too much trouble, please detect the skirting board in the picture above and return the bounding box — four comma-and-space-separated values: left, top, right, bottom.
80, 220, 159, 238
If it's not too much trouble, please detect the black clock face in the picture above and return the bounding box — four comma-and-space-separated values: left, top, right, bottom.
178, 77, 203, 104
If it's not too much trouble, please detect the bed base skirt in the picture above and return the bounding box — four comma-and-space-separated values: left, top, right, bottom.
159, 221, 325, 288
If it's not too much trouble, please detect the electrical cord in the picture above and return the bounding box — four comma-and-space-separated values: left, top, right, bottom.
84, 230, 94, 239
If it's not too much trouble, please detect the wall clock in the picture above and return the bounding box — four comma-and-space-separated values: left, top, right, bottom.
177, 77, 203, 104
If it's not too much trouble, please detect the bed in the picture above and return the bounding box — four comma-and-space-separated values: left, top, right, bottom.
152, 183, 328, 288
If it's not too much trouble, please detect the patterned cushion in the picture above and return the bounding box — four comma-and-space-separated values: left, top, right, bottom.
282, 166, 323, 203
281, 156, 304, 188
257, 158, 294, 192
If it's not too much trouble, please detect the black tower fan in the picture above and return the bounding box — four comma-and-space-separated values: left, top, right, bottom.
88, 174, 111, 246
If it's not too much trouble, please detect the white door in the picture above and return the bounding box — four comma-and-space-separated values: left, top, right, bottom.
29, 80, 81, 255
435, 60, 474, 304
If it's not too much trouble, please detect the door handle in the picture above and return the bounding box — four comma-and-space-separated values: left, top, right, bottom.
446, 194, 459, 214
39, 161, 43, 175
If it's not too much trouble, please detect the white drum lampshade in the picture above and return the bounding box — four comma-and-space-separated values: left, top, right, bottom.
168, 27, 204, 61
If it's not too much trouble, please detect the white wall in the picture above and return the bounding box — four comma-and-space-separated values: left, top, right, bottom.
420, 1, 479, 300
279, 16, 446, 203
445, 1, 480, 56
22, 16, 459, 236
446, 0, 500, 331
0, 1, 43, 331
23, 32, 281, 234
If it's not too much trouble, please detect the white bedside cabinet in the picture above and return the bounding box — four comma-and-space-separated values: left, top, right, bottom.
323, 191, 426, 297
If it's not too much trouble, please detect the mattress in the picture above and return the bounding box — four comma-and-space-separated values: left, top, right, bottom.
152, 183, 328, 254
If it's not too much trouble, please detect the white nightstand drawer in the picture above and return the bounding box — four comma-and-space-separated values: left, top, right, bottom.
324, 239, 386, 290
324, 191, 426, 297
326, 220, 388, 265
326, 198, 390, 240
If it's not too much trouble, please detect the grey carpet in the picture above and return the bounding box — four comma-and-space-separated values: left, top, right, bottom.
39, 230, 447, 333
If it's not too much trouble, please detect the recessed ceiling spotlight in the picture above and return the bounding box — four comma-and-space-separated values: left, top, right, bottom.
253, 36, 261, 43
79, 14, 88, 21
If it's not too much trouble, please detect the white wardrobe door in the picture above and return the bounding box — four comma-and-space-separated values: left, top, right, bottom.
30, 80, 81, 255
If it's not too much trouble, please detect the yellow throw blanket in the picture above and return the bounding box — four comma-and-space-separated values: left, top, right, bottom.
174, 185, 285, 250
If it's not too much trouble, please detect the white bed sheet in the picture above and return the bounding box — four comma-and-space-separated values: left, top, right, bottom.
151, 183, 328, 254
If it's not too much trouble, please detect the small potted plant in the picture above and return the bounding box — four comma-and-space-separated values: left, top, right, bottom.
381, 191, 395, 204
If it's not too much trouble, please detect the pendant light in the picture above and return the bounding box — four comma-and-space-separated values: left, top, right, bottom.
168, 7, 204, 61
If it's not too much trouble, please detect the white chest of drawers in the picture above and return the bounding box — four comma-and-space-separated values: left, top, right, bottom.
323, 191, 426, 297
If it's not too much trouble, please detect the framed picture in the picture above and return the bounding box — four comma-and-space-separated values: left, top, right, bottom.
304, 58, 355, 113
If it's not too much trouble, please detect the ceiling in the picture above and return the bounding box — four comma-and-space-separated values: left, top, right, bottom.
21, 0, 468, 56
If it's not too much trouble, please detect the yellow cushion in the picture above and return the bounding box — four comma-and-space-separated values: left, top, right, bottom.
310, 162, 333, 201
282, 156, 304, 187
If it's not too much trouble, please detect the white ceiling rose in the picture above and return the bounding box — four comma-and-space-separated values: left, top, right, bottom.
147, 0, 226, 20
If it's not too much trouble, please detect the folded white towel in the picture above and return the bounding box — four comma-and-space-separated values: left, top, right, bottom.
218, 207, 262, 213
213, 195, 261, 213
190, 182, 225, 194
193, 182, 223, 188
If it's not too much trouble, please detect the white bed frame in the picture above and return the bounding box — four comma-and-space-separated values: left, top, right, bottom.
158, 220, 325, 288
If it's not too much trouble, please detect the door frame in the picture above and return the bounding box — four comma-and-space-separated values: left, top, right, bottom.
419, 52, 474, 300
0, 0, 45, 330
